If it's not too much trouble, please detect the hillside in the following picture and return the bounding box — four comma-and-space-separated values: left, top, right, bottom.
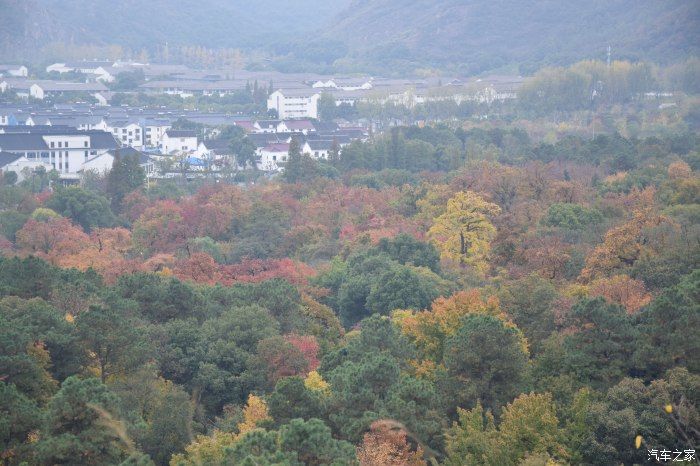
1, 0, 698, 73
0, 0, 350, 61
326, 0, 700, 73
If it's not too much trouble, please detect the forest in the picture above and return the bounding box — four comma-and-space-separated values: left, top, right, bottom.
0, 82, 698, 464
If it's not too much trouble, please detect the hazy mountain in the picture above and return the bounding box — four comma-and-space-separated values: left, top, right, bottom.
1, 0, 697, 74
0, 0, 350, 60
326, 0, 700, 73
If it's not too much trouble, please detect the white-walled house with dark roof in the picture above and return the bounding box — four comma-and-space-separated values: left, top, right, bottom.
161, 130, 198, 154
267, 89, 320, 119
0, 127, 118, 178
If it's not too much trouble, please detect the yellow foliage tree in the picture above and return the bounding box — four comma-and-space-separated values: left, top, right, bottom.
427, 191, 501, 272
304, 370, 331, 396
171, 394, 270, 466
579, 208, 671, 282
498, 393, 568, 464
170, 430, 238, 466
394, 290, 503, 363
236, 394, 271, 435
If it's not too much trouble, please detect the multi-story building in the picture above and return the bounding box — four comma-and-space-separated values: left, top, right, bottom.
267, 89, 320, 119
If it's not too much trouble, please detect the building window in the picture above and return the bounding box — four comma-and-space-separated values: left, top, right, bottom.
85, 151, 89, 158
58, 142, 62, 148
50, 141, 55, 148
65, 141, 69, 147
84, 141, 88, 147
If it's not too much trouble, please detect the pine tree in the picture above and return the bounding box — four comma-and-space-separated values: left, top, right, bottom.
283, 137, 303, 183
106, 150, 145, 212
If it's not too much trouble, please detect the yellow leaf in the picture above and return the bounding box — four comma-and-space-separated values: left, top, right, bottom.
635, 435, 642, 449
664, 404, 673, 414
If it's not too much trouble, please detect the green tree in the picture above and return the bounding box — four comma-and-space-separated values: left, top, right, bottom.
37, 376, 135, 466
558, 298, 638, 389
76, 305, 151, 383
46, 186, 116, 232
107, 150, 145, 211
268, 376, 324, 426
442, 314, 529, 413
635, 270, 700, 377
0, 381, 42, 462
283, 137, 304, 183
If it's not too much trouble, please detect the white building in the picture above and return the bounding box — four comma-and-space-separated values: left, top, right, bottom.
302, 140, 334, 160
267, 89, 320, 119
161, 129, 198, 154
143, 120, 172, 148
28, 81, 109, 100
256, 142, 289, 171
106, 120, 143, 148
81, 147, 155, 176
0, 152, 52, 182
0, 65, 28, 78
0, 129, 118, 178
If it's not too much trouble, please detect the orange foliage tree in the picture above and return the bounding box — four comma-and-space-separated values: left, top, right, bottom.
589, 274, 652, 314
357, 420, 426, 466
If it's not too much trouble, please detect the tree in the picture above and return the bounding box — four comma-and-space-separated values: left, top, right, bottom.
635, 271, 700, 377
2, 170, 18, 186
498, 275, 558, 354
427, 191, 501, 272
394, 290, 504, 364
268, 376, 324, 425
589, 274, 652, 314
555, 298, 638, 389
0, 312, 58, 402
277, 418, 357, 466
37, 377, 136, 466
497, 393, 567, 464
357, 420, 426, 466
0, 382, 42, 463
254, 336, 310, 387
236, 394, 272, 435
46, 186, 116, 232
580, 370, 699, 465
76, 305, 151, 383
442, 314, 529, 413
579, 208, 670, 282
443, 402, 500, 466
110, 367, 193, 466
107, 150, 145, 211
283, 137, 304, 183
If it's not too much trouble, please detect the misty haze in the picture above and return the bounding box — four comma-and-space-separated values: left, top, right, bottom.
0, 1, 698, 465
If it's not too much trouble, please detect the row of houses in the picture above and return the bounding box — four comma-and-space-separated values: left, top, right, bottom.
0, 104, 369, 177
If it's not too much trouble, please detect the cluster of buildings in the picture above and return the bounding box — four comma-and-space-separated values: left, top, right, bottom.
0, 59, 523, 180
0, 102, 369, 180
0, 60, 524, 117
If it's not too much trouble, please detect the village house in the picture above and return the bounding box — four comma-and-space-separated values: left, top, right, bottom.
303, 139, 335, 160
0, 151, 52, 182
80, 146, 155, 176
105, 119, 144, 148
161, 129, 198, 154
0, 65, 28, 78
256, 142, 289, 171
267, 89, 321, 119
0, 127, 118, 179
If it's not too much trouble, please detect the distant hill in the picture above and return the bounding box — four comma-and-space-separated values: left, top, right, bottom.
0, 0, 350, 60
1, 0, 698, 74
325, 0, 700, 74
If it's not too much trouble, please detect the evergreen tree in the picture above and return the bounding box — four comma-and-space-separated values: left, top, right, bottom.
106, 150, 145, 212
283, 137, 303, 183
